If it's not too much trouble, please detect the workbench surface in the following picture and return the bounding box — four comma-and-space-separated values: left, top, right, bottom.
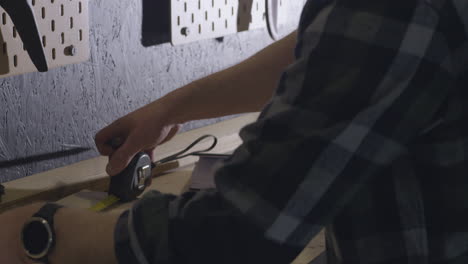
58, 164, 326, 264
1, 113, 325, 263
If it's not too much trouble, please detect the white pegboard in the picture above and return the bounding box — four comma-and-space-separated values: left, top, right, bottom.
171, 0, 289, 45
240, 0, 266, 30
171, 0, 237, 45
0, 0, 90, 77
277, 0, 289, 25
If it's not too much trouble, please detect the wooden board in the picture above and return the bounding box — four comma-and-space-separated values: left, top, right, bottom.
0, 113, 259, 212
57, 166, 194, 211
57, 164, 326, 264
2, 111, 326, 262
292, 231, 326, 264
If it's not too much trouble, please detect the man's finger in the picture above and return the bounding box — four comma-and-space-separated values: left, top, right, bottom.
160, 124, 182, 145
96, 144, 115, 156
95, 119, 127, 155
106, 137, 141, 176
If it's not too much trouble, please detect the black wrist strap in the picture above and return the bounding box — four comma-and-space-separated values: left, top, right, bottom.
31, 203, 63, 264
33, 203, 63, 221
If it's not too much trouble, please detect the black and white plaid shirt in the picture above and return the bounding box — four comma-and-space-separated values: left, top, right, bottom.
115, 0, 468, 263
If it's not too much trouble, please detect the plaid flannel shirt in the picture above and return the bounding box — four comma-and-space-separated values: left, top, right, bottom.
114, 0, 468, 263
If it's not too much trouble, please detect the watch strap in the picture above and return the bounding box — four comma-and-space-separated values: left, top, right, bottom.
30, 203, 63, 264
33, 203, 63, 223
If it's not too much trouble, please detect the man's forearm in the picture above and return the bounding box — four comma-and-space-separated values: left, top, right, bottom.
52, 207, 119, 264
12, 203, 119, 264
159, 31, 297, 124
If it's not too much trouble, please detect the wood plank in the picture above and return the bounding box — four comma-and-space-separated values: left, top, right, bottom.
58, 164, 326, 263
3, 111, 327, 262
57, 165, 194, 211
292, 230, 326, 264
0, 113, 259, 213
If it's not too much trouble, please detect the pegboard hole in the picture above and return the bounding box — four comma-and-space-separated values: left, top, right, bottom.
12, 27, 17, 38
212, 0, 215, 7
212, 22, 215, 32
52, 48, 56, 60
198, 0, 201, 10
2, 13, 6, 25
79, 29, 83, 41
191, 13, 194, 23
225, 19, 228, 28
61, 33, 65, 44
79, 2, 83, 14
198, 24, 202, 34
51, 0, 55, 3
61, 4, 65, 16
42, 36, 47, 47
177, 16, 180, 26
184, 2, 187, 12
205, 11, 208, 21
42, 7, 46, 19
13, 55, 17, 67
218, 8, 221, 18
70, 17, 74, 29
51, 20, 56, 31
32, 0, 36, 6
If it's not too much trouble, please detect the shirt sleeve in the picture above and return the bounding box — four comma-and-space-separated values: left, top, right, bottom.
114, 0, 456, 263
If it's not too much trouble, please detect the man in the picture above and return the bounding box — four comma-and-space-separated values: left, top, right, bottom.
1, 0, 467, 263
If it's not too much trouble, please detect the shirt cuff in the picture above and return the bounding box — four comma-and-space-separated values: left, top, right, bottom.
114, 210, 142, 264
114, 191, 174, 264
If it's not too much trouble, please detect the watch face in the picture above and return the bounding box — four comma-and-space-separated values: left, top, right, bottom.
21, 217, 52, 259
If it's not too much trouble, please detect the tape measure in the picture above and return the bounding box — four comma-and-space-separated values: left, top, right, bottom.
88, 135, 218, 212
89, 195, 120, 212
87, 151, 153, 212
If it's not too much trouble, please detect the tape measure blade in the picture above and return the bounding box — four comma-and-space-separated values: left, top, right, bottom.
89, 195, 120, 212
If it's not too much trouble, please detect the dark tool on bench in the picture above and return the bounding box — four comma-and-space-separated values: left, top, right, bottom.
90, 135, 218, 211
0, 184, 4, 201
0, 147, 92, 169
0, 0, 49, 71
0, 146, 92, 203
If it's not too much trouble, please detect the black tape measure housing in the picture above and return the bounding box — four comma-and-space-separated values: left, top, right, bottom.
108, 152, 152, 202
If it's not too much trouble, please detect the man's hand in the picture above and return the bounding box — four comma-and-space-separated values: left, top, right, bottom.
96, 31, 297, 176
95, 101, 181, 176
0, 203, 44, 264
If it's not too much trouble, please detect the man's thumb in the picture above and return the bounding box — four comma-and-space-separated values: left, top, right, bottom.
107, 139, 140, 176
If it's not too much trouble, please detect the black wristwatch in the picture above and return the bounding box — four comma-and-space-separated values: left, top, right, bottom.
21, 203, 63, 264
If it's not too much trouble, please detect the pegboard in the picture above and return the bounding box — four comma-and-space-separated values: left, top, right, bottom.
171, 0, 287, 45
243, 0, 267, 30
0, 0, 90, 78
277, 0, 289, 25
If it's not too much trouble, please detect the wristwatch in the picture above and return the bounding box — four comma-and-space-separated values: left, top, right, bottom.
21, 203, 63, 264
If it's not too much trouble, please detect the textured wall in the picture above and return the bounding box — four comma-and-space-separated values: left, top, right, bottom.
0, 0, 303, 182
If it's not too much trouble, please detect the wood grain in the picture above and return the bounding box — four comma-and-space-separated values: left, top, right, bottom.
57, 164, 326, 263
57, 166, 194, 211
2, 112, 327, 262
0, 113, 259, 213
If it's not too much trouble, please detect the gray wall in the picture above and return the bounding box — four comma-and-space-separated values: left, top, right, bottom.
0, 0, 303, 182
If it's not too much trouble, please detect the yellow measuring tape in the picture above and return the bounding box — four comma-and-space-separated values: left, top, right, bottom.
88, 135, 217, 212
89, 195, 120, 212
